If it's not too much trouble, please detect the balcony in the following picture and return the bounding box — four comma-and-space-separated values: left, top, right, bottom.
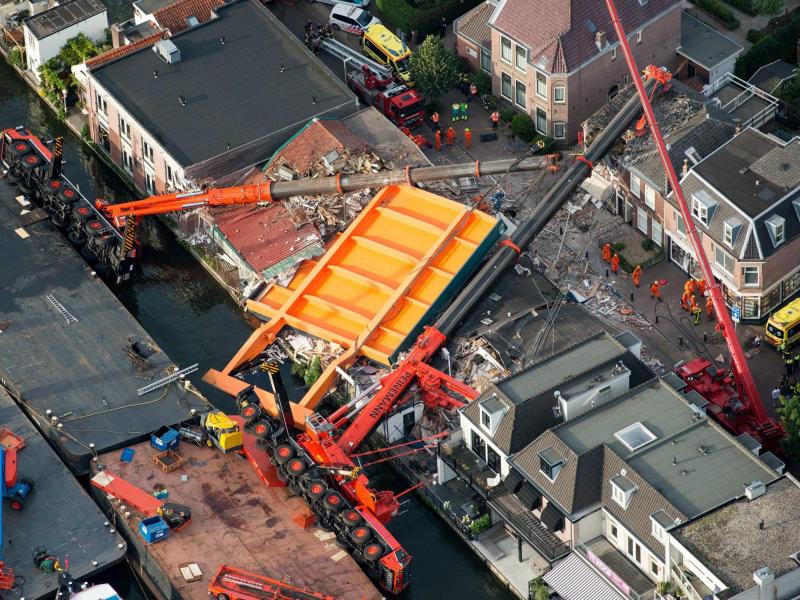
438, 440, 502, 499
576, 537, 657, 600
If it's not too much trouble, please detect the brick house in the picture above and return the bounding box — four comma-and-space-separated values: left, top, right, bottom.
456, 0, 681, 142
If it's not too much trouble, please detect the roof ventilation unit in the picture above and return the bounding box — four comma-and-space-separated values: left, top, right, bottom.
744, 480, 765, 501
153, 40, 181, 64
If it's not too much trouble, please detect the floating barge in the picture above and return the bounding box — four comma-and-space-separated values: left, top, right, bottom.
0, 387, 126, 600
0, 173, 210, 474
90, 439, 383, 600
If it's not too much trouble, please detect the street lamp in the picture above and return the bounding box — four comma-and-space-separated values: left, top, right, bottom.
61, 88, 68, 113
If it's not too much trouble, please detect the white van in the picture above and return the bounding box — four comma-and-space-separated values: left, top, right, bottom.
329, 3, 380, 35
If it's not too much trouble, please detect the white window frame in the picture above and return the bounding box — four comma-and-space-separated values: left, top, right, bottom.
500, 71, 512, 101
637, 207, 648, 234
144, 168, 155, 195
95, 93, 108, 116
515, 80, 526, 109
500, 36, 512, 64
611, 47, 617, 61
553, 85, 565, 104
480, 409, 491, 431
743, 266, 759, 287
121, 147, 133, 174
535, 107, 547, 135
650, 517, 666, 543
692, 196, 709, 226
480, 48, 492, 74
119, 116, 131, 141
714, 245, 734, 275
636, 30, 643, 43
723, 222, 734, 247
675, 210, 686, 237
766, 215, 785, 246
515, 44, 527, 72
142, 139, 154, 165
553, 122, 565, 140
652, 220, 663, 246
644, 184, 656, 210
165, 162, 174, 187
611, 482, 633, 509
630, 173, 641, 198
535, 71, 547, 100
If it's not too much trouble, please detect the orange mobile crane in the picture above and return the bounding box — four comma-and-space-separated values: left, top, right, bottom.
209, 565, 338, 600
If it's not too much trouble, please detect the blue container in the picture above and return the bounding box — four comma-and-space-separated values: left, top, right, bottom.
150, 427, 180, 451
139, 516, 170, 543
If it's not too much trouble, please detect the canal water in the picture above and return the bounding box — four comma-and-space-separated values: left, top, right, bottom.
1, 56, 516, 600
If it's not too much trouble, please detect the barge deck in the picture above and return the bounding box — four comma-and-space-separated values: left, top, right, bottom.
90, 440, 383, 600
0, 177, 210, 474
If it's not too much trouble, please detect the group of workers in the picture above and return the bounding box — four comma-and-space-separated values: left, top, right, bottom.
430, 110, 476, 151
601, 243, 622, 275
304, 21, 333, 53
778, 342, 800, 376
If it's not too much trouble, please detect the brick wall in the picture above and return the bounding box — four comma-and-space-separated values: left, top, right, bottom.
456, 35, 481, 72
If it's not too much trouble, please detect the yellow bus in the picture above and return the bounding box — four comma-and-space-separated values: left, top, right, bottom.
361, 24, 413, 86
765, 297, 800, 349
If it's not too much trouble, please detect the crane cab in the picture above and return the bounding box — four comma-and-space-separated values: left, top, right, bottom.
203, 412, 243, 452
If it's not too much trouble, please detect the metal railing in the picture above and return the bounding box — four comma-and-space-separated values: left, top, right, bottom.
488, 495, 570, 562
573, 541, 657, 600
669, 561, 704, 600
437, 442, 503, 500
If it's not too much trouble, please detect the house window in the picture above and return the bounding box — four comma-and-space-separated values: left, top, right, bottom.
501, 72, 512, 100
95, 93, 108, 116
471, 429, 486, 461
481, 409, 491, 429
480, 49, 492, 73
145, 170, 155, 194
765, 214, 785, 246
487, 446, 500, 472
119, 117, 131, 141
714, 245, 735, 275
535, 72, 547, 99
650, 560, 661, 577
553, 122, 565, 140
630, 173, 641, 198
538, 448, 565, 481
515, 80, 526, 109
691, 191, 716, 226
553, 85, 565, 103
515, 45, 527, 72
743, 266, 759, 287
121, 147, 133, 173
644, 185, 656, 210
651, 518, 666, 543
676, 210, 686, 236
611, 475, 636, 509
535, 108, 547, 135
652, 220, 663, 246
166, 163, 173, 187
637, 207, 648, 234
611, 47, 617, 61
500, 37, 512, 63
609, 522, 618, 539
142, 139, 154, 165
627, 537, 642, 564
724, 222, 734, 246
636, 30, 643, 43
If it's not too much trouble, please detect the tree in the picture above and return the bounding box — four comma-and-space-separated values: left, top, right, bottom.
528, 577, 549, 600
777, 383, 800, 457
511, 113, 536, 143
754, 0, 784, 15
408, 35, 459, 101
9, 47, 24, 69
59, 33, 100, 65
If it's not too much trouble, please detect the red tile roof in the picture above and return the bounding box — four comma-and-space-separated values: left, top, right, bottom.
86, 32, 166, 69
211, 203, 323, 274
493, 0, 680, 74
154, 0, 225, 34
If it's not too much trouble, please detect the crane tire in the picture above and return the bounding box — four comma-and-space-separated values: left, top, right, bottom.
363, 543, 384, 562
286, 458, 307, 477
341, 509, 362, 527
217, 594, 230, 600
274, 444, 294, 464
9, 140, 32, 156
21, 154, 43, 169
67, 229, 87, 246
306, 480, 327, 502
350, 526, 372, 545
323, 491, 344, 513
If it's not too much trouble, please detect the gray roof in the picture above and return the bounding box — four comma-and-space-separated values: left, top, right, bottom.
748, 59, 798, 94
133, 0, 173, 15
673, 477, 800, 595
91, 0, 358, 173
24, 0, 106, 39
455, 0, 494, 49
511, 379, 779, 554
677, 11, 742, 71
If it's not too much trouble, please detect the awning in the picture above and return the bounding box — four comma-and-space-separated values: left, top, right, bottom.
544, 553, 625, 600
504, 468, 524, 494
580, 172, 614, 206
515, 482, 541, 510
541, 502, 564, 532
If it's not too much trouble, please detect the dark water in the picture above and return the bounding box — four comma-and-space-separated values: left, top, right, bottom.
1, 57, 515, 600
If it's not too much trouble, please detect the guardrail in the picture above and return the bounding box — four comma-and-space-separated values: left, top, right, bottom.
573, 541, 657, 600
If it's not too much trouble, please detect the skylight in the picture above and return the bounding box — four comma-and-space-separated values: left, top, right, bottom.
615, 422, 657, 451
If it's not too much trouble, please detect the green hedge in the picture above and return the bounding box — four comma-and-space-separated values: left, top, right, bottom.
689, 0, 740, 29
376, 0, 483, 37
735, 13, 800, 78
746, 28, 765, 42
723, 0, 758, 16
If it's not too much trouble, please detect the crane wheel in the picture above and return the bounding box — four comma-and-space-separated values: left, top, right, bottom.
274, 444, 294, 464
50, 215, 68, 230
323, 491, 344, 513
46, 178, 63, 192
217, 594, 230, 600
350, 526, 372, 545
306, 480, 327, 502
286, 458, 307, 477
67, 229, 87, 246
341, 509, 362, 527
86, 220, 104, 236
10, 141, 32, 156
73, 204, 93, 221
252, 421, 271, 438
240, 403, 261, 424
363, 543, 384, 562
21, 154, 43, 169
58, 186, 79, 203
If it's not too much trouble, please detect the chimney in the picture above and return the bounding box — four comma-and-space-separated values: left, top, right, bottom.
596, 30, 606, 50
178, 95, 187, 106
682, 158, 688, 176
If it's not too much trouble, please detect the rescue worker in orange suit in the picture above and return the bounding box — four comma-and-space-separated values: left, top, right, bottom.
681, 290, 691, 311
611, 253, 620, 274
684, 279, 695, 297
491, 111, 500, 130
431, 111, 440, 131
650, 281, 661, 301
446, 126, 455, 147
434, 129, 442, 151
464, 128, 472, 148
632, 265, 643, 288
697, 278, 706, 295
706, 295, 714, 319
602, 243, 612, 263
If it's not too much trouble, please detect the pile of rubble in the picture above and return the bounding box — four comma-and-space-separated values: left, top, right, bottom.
451, 336, 510, 392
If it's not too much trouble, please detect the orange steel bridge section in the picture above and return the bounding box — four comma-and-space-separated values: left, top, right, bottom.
204, 185, 498, 427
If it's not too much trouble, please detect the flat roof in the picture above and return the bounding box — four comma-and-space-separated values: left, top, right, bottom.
92, 0, 357, 168
677, 11, 742, 70
24, 0, 106, 39
554, 381, 778, 517
674, 477, 800, 595
133, 0, 173, 14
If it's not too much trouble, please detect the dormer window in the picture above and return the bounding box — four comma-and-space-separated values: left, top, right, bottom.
611, 474, 636, 509
765, 214, 786, 247
538, 447, 565, 482
481, 410, 491, 429
478, 395, 506, 435
691, 190, 717, 226
723, 218, 741, 247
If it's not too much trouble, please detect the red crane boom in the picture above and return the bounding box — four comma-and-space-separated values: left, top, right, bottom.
603, 0, 783, 450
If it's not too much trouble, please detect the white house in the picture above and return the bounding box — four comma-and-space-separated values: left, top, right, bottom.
23, 0, 107, 81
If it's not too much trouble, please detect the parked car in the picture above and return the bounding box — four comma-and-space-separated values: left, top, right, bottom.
329, 3, 379, 35
309, 0, 370, 7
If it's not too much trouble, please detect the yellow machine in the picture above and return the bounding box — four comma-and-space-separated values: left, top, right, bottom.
203, 412, 243, 453
361, 24, 413, 85
766, 298, 800, 349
